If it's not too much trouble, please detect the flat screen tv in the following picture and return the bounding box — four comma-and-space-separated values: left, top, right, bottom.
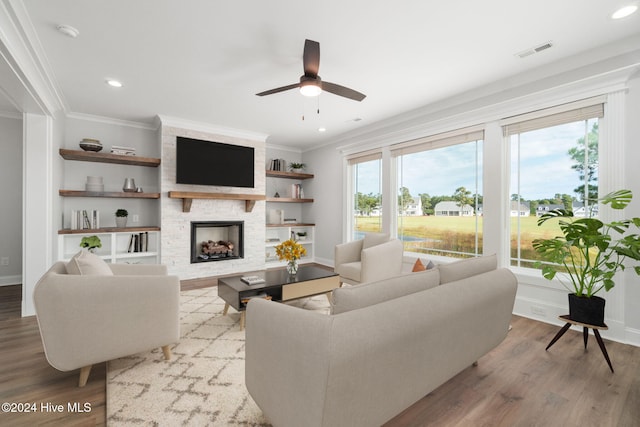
176, 137, 255, 188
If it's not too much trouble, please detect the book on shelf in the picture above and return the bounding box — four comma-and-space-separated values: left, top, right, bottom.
241, 276, 266, 285
268, 158, 286, 171
70, 209, 99, 230
128, 231, 149, 253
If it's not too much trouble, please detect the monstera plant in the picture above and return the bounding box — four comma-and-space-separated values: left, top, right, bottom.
532, 189, 640, 325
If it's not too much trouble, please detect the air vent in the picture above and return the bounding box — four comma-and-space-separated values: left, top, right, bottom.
516, 41, 553, 58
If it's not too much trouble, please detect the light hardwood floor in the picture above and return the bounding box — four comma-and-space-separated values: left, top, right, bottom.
1, 284, 639, 426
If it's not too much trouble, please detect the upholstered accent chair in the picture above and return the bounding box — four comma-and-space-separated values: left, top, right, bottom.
334, 232, 404, 285
33, 258, 180, 387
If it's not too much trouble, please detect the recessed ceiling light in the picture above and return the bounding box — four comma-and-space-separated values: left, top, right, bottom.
318, 127, 326, 132
106, 79, 123, 88
611, 4, 638, 19
56, 24, 79, 38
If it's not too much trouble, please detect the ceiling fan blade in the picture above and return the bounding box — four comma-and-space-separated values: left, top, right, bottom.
256, 83, 299, 97
303, 39, 320, 77
322, 81, 366, 101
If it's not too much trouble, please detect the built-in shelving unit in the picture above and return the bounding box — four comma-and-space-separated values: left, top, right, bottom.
58, 148, 161, 262
265, 224, 315, 265
167, 191, 266, 213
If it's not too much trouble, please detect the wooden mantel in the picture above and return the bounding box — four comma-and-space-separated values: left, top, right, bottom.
168, 191, 266, 213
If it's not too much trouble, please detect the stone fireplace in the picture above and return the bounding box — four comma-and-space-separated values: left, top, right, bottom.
191, 221, 244, 263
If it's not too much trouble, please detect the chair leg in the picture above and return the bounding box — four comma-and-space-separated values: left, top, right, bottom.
78, 365, 92, 387
161, 345, 172, 360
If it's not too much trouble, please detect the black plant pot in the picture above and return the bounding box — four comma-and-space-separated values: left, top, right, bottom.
568, 293, 606, 326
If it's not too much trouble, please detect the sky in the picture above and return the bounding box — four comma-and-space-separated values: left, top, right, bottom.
355, 119, 596, 201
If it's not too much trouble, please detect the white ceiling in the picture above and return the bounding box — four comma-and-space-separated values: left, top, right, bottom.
7, 0, 640, 148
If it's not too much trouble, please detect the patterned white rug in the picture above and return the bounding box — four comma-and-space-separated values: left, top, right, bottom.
107, 287, 330, 426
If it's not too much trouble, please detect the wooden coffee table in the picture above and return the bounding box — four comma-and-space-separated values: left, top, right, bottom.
218, 265, 339, 330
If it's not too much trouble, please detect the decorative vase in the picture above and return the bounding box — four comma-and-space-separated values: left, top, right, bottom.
123, 178, 136, 192
116, 217, 128, 228
568, 293, 606, 326
286, 260, 298, 275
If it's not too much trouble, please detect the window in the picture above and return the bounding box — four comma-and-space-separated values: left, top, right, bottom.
349, 153, 382, 240
505, 101, 603, 269
392, 128, 484, 258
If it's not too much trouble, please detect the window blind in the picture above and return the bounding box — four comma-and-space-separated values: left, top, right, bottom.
346, 149, 382, 165
390, 125, 484, 157
502, 96, 605, 136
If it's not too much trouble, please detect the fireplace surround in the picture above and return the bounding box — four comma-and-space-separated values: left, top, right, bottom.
191, 221, 244, 263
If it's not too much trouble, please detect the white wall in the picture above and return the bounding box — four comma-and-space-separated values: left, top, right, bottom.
0, 116, 23, 285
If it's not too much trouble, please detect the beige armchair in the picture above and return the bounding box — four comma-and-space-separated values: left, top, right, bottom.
334, 233, 404, 285
33, 261, 180, 387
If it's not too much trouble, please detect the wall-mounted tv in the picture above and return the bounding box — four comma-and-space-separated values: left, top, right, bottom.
176, 137, 255, 188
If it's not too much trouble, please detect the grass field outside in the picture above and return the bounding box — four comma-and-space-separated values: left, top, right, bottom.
354, 215, 562, 264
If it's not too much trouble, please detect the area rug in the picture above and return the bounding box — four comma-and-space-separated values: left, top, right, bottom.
106, 287, 330, 426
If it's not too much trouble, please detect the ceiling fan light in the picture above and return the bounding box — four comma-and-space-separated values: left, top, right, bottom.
300, 82, 321, 97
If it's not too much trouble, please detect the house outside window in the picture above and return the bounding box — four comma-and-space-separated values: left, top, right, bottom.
505, 101, 602, 269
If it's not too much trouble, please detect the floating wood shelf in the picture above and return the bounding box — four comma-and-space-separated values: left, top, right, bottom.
266, 170, 314, 180
168, 191, 266, 213
266, 223, 315, 227
266, 197, 314, 203
59, 149, 161, 167
58, 226, 160, 235
59, 190, 160, 199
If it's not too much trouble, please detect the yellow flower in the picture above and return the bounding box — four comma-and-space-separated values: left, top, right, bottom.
275, 238, 307, 262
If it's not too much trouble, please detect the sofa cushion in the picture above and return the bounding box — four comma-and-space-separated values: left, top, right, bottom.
362, 232, 390, 249
335, 261, 361, 283
438, 254, 496, 284
66, 250, 113, 276
332, 268, 440, 314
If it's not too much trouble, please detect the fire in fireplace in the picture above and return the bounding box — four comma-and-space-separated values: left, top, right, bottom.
190, 221, 244, 263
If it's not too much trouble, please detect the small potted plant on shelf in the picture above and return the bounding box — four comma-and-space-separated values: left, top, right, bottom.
296, 231, 308, 240
115, 209, 128, 228
80, 235, 102, 253
289, 162, 306, 173
532, 189, 640, 326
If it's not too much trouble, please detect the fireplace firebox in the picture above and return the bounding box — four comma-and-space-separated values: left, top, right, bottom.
191, 221, 243, 263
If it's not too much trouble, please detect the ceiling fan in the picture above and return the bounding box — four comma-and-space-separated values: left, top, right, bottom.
256, 39, 366, 102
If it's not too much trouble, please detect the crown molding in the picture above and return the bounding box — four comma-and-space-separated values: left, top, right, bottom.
265, 143, 302, 154
0, 0, 66, 115
156, 114, 269, 142
66, 111, 157, 130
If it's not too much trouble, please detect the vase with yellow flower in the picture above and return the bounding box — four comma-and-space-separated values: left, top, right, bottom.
275, 238, 307, 275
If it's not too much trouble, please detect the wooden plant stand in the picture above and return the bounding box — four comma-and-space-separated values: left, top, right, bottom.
545, 315, 614, 373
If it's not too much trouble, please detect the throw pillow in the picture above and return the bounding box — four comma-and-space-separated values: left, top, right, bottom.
412, 258, 435, 272
412, 258, 426, 272
362, 232, 390, 249
66, 250, 113, 276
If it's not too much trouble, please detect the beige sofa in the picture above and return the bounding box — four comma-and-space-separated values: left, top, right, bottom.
245, 255, 517, 427
34, 261, 180, 386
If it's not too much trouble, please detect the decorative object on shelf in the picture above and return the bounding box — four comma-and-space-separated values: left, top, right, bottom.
274, 192, 280, 197
296, 231, 307, 240
79, 235, 102, 252
115, 209, 128, 228
275, 238, 307, 275
85, 176, 104, 192
136, 187, 143, 193
122, 178, 136, 192
533, 189, 640, 326
79, 138, 103, 152
111, 145, 136, 156
289, 162, 306, 173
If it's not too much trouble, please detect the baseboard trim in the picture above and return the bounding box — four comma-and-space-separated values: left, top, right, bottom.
0, 275, 21, 286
